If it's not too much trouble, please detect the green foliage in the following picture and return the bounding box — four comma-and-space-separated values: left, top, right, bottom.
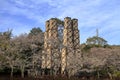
50, 18, 64, 26
29, 27, 42, 36
93, 66, 120, 79
0, 29, 12, 39
0, 30, 12, 50
113, 71, 120, 77
81, 43, 107, 53
81, 36, 109, 52
81, 44, 92, 52
86, 36, 107, 46
54, 18, 64, 26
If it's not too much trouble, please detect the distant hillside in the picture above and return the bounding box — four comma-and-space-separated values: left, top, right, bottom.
79, 45, 120, 77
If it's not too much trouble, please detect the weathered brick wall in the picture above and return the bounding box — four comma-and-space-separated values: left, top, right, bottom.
42, 17, 80, 75
42, 18, 59, 69
61, 17, 74, 74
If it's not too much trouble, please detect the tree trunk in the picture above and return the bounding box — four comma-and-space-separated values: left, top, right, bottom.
97, 71, 100, 79
35, 70, 38, 78
10, 66, 14, 77
22, 70, 24, 78
21, 66, 25, 78
108, 72, 112, 80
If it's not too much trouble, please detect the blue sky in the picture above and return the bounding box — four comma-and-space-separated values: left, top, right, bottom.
0, 0, 120, 45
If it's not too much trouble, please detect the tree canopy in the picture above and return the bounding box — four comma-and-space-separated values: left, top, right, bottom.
29, 27, 42, 36
86, 36, 107, 46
